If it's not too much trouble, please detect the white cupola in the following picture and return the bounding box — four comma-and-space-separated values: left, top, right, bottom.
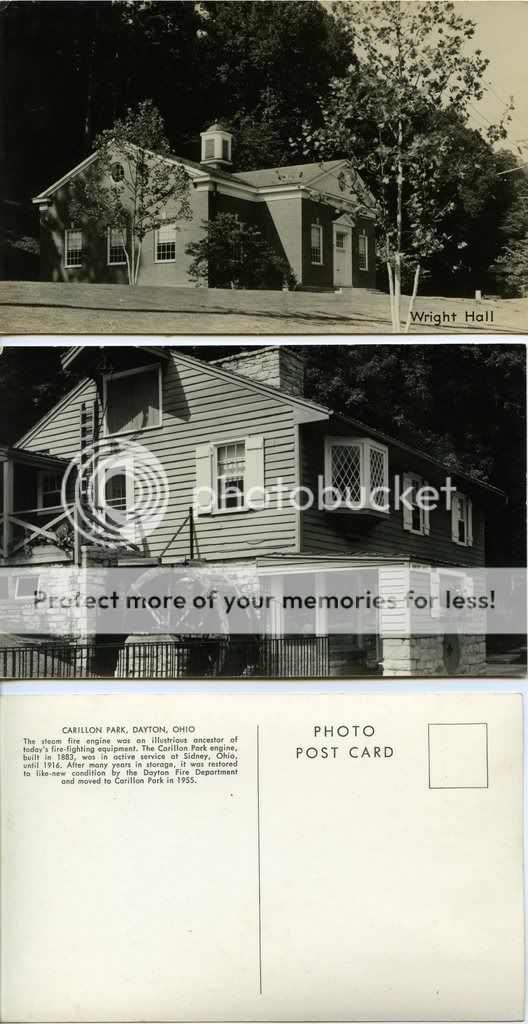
200, 122, 233, 169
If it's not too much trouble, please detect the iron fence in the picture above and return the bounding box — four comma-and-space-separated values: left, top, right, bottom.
0, 634, 335, 680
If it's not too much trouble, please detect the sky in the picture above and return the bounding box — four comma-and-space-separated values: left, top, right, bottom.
456, 1, 528, 151
329, 1, 528, 155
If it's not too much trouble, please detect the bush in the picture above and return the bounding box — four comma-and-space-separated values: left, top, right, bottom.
185, 213, 297, 290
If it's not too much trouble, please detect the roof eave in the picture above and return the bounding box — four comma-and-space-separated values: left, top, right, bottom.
329, 411, 506, 500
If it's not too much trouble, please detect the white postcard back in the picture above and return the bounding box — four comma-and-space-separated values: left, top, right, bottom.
0, 692, 524, 1022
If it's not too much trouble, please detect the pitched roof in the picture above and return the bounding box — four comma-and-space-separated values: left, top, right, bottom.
235, 159, 345, 187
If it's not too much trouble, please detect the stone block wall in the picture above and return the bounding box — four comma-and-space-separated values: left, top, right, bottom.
214, 346, 305, 397
381, 633, 487, 677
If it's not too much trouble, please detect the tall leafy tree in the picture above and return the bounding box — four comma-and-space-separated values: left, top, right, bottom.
170, 0, 353, 169
303, 1, 512, 330
70, 101, 191, 285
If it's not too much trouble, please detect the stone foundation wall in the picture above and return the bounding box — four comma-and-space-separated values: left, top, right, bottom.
382, 634, 487, 677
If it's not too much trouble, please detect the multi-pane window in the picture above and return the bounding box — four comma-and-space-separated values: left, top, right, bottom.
107, 227, 126, 265
324, 437, 389, 511
155, 224, 176, 262
335, 231, 346, 251
358, 233, 368, 271
452, 492, 472, 546
38, 472, 62, 509
105, 471, 128, 529
216, 442, 246, 510
331, 443, 362, 503
105, 365, 161, 435
64, 229, 83, 267
311, 224, 323, 264
405, 474, 424, 533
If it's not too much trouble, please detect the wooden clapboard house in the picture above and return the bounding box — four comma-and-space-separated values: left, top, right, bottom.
0, 346, 503, 676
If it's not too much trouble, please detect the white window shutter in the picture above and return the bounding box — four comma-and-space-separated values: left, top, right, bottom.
467, 497, 473, 546
245, 435, 265, 508
451, 494, 459, 541
195, 443, 213, 513
402, 473, 413, 532
423, 480, 430, 535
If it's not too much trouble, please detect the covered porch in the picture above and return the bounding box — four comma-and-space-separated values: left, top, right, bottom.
0, 446, 77, 564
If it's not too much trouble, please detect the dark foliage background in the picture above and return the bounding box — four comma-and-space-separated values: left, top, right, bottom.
0, 343, 524, 565
0, 0, 524, 292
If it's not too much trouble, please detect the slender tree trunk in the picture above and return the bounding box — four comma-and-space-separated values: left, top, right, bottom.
403, 263, 421, 334
130, 238, 135, 287
394, 117, 403, 333
124, 247, 132, 286
134, 241, 142, 285
386, 237, 396, 332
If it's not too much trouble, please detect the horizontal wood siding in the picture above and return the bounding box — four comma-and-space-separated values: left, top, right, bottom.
21, 380, 99, 458
19, 355, 298, 562
300, 425, 486, 567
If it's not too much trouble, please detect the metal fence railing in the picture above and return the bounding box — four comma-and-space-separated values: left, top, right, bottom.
0, 635, 339, 680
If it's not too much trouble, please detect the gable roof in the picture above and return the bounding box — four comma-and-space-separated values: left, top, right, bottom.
32, 149, 372, 207
235, 160, 346, 188
16, 345, 505, 501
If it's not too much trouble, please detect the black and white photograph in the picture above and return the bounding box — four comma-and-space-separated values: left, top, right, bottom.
1, 0, 528, 335
0, 340, 525, 679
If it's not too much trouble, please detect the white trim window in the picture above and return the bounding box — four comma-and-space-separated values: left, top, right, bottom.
335, 230, 346, 251
402, 473, 430, 536
451, 491, 473, 547
103, 364, 162, 436
194, 435, 265, 514
324, 437, 389, 512
310, 223, 323, 265
216, 441, 246, 510
107, 227, 127, 265
37, 471, 63, 510
358, 232, 369, 271
96, 454, 137, 543
64, 228, 83, 268
155, 223, 176, 262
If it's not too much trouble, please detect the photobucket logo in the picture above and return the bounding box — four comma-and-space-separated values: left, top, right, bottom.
193, 475, 457, 513
61, 439, 169, 547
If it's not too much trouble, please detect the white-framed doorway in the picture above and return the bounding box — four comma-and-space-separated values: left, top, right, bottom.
333, 217, 354, 287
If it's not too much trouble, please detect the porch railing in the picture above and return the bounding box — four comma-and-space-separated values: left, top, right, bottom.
0, 635, 338, 680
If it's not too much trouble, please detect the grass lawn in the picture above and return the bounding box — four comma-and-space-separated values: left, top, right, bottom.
1, 280, 527, 335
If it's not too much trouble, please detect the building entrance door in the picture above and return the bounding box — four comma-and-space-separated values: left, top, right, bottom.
333, 225, 353, 287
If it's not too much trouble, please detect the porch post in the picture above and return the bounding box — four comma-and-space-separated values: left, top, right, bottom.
2, 458, 13, 559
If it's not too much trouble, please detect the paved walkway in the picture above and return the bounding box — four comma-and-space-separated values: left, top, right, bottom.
1, 281, 526, 335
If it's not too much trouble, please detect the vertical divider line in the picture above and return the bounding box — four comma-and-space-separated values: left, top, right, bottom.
256, 723, 263, 994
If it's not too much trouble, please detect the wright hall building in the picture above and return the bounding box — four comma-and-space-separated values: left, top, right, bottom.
32, 123, 377, 291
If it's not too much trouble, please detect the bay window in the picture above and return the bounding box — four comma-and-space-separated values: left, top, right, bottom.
324, 437, 389, 512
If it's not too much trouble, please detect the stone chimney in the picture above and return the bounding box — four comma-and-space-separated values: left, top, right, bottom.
214, 346, 305, 398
